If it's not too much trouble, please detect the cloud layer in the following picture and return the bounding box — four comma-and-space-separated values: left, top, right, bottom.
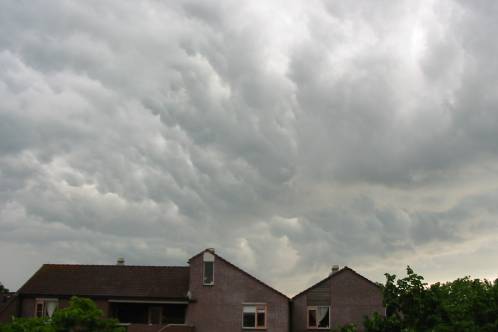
1, 0, 498, 295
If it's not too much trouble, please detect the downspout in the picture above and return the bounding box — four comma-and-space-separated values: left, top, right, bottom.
16, 294, 22, 318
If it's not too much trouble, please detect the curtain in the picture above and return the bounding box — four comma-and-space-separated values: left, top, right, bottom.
46, 301, 58, 317
317, 306, 329, 326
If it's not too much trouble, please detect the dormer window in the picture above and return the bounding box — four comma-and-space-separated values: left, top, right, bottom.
203, 251, 215, 285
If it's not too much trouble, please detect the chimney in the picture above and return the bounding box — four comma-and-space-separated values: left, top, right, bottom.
330, 265, 340, 275
117, 257, 125, 266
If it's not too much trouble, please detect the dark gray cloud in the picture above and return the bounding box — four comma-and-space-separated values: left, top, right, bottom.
1, 0, 498, 295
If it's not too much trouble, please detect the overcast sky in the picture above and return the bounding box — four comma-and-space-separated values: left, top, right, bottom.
1, 0, 498, 296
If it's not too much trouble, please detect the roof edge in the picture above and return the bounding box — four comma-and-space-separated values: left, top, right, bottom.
189, 249, 290, 300
18, 264, 46, 294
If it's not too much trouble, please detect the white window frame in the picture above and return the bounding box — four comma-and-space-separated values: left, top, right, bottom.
242, 303, 267, 330
202, 252, 215, 285
307, 305, 330, 329
34, 298, 59, 318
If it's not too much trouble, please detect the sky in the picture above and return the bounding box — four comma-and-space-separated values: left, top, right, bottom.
1, 0, 498, 297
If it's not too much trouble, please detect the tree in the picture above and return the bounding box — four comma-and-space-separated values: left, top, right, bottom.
51, 297, 123, 332
363, 267, 498, 332
0, 283, 9, 294
0, 297, 124, 332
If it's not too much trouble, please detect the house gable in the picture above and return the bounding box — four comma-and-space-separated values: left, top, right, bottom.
186, 249, 289, 332
291, 267, 384, 332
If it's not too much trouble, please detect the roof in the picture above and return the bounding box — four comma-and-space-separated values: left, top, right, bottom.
189, 249, 290, 300
18, 264, 190, 299
292, 266, 382, 299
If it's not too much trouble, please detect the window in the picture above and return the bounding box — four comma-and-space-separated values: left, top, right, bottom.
307, 306, 330, 329
148, 306, 162, 324
35, 299, 59, 318
203, 251, 215, 285
242, 304, 266, 329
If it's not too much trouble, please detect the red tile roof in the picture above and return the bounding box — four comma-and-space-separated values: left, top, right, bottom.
18, 264, 190, 299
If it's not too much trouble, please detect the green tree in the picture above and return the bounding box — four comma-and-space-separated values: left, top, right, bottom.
52, 297, 123, 332
363, 267, 498, 332
0, 317, 53, 332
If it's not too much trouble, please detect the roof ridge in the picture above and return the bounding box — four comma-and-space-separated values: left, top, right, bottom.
42, 264, 189, 268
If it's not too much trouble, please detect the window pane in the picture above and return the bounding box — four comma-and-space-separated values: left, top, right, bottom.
203, 261, 214, 284
243, 305, 256, 313
257, 312, 265, 327
36, 303, 44, 317
149, 306, 162, 324
308, 308, 317, 327
243, 312, 256, 327
318, 306, 330, 328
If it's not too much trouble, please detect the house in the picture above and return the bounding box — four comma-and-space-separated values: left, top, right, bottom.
291, 266, 385, 332
0, 249, 385, 331
0, 249, 290, 332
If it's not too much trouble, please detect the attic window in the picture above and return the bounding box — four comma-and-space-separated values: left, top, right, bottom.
203, 251, 215, 285
307, 306, 330, 329
242, 304, 267, 329
35, 298, 59, 318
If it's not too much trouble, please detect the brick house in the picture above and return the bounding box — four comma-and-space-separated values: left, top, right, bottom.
291, 266, 385, 332
0, 249, 384, 331
0, 249, 290, 332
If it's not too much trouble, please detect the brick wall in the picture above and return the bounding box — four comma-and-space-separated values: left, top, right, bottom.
186, 252, 289, 332
126, 324, 194, 332
330, 270, 384, 330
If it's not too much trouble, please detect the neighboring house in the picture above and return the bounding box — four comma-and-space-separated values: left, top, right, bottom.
4, 264, 191, 332
0, 249, 290, 332
0, 292, 13, 309
291, 266, 385, 332
0, 292, 15, 314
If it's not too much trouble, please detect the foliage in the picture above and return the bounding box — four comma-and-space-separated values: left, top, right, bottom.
363, 266, 498, 332
333, 323, 358, 332
0, 297, 124, 332
0, 317, 53, 332
0, 283, 8, 294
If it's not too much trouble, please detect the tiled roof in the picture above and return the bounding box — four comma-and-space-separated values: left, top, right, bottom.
18, 264, 190, 299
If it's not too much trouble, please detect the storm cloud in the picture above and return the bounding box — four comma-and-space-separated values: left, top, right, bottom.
1, 0, 498, 295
